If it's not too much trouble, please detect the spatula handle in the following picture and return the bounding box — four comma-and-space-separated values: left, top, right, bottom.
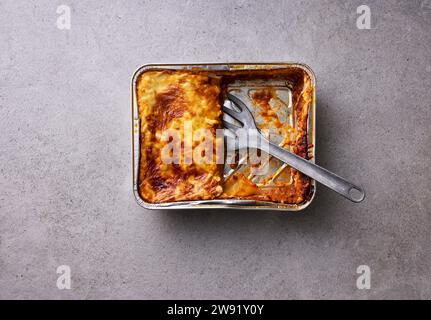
267, 140, 365, 203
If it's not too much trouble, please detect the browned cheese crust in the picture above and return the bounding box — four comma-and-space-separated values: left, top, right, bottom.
137, 70, 223, 203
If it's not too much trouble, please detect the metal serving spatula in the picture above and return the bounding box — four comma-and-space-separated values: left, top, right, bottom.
222, 93, 365, 203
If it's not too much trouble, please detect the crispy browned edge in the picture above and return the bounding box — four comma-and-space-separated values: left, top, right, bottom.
218, 68, 312, 204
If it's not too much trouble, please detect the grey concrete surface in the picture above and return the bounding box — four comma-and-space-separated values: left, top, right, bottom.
0, 0, 430, 299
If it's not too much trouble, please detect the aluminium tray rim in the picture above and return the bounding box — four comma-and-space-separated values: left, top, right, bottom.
131, 62, 316, 211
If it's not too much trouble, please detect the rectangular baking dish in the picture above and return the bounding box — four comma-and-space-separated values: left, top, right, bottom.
132, 63, 316, 210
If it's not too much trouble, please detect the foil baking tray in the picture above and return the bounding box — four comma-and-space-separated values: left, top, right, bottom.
132, 63, 316, 210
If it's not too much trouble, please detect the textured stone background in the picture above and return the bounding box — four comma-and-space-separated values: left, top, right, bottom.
0, 0, 430, 299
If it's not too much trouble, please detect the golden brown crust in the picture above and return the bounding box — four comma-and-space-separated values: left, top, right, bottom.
137, 70, 223, 203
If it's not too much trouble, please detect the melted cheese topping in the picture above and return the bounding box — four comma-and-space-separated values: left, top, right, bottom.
137, 70, 223, 203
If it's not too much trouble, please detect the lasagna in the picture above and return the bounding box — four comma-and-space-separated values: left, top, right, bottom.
137, 68, 312, 204
137, 70, 223, 203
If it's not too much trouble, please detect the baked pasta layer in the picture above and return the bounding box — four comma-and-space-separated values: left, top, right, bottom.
137, 70, 223, 203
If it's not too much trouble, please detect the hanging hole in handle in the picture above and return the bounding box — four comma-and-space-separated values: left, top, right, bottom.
348, 187, 365, 203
